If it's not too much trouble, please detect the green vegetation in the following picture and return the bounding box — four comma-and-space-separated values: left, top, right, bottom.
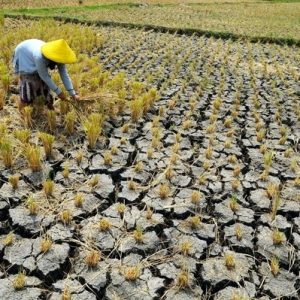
266, 0, 300, 2
2, 3, 130, 15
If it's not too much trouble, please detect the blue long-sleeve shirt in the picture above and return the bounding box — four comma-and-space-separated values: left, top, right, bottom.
12, 39, 76, 96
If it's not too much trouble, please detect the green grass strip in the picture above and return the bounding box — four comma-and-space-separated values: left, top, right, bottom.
264, 0, 300, 2
1, 3, 138, 15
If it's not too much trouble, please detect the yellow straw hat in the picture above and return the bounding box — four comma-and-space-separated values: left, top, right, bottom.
41, 39, 76, 64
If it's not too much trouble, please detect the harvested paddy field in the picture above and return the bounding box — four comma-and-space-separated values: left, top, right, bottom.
0, 0, 263, 9
2, 1, 300, 43
0, 16, 300, 300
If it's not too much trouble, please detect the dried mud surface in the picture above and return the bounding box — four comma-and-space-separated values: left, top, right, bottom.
0, 19, 300, 299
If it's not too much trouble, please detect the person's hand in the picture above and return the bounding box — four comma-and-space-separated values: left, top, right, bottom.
58, 92, 67, 101
71, 94, 80, 101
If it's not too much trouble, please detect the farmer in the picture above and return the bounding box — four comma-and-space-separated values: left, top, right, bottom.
12, 39, 80, 110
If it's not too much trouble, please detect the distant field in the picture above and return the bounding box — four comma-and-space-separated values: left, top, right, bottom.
2, 1, 300, 43
0, 0, 261, 9
1, 16, 300, 299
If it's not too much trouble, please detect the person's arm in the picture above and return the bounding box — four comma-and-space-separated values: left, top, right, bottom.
35, 56, 63, 96
57, 64, 80, 101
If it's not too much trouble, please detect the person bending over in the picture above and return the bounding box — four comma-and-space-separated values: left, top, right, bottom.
12, 39, 80, 110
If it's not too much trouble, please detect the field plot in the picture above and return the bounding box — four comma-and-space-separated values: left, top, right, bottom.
0, 0, 260, 9
0, 17, 300, 299
59, 3, 300, 41
2, 2, 300, 43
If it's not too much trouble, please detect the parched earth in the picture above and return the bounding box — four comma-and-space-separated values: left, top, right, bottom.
0, 19, 300, 299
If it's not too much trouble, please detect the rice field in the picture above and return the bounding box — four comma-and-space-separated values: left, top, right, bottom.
2, 1, 300, 43
0, 0, 260, 9
0, 3, 300, 299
